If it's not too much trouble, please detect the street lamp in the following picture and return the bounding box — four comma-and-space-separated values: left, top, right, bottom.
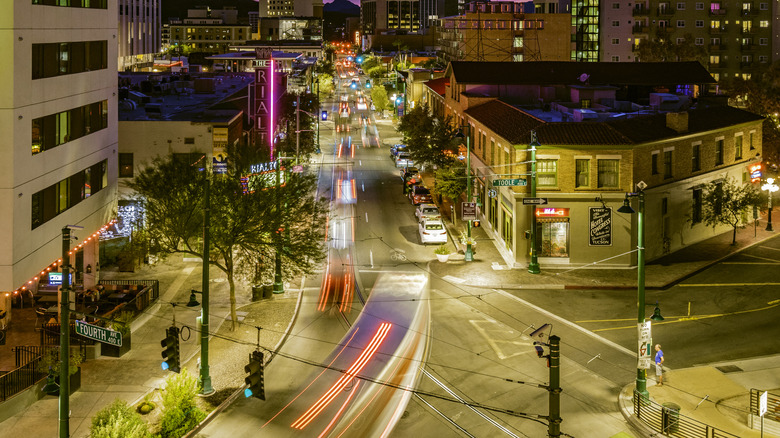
455, 126, 474, 262
762, 177, 778, 231
618, 181, 664, 398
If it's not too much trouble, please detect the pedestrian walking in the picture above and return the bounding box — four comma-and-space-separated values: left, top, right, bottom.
655, 344, 664, 386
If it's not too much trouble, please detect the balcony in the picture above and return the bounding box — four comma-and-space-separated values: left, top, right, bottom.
709, 26, 726, 34
741, 43, 756, 51
656, 7, 675, 15
741, 8, 759, 16
709, 7, 727, 15
632, 24, 650, 33
741, 61, 754, 68
709, 61, 727, 68
632, 6, 649, 16
709, 43, 727, 51
741, 27, 756, 35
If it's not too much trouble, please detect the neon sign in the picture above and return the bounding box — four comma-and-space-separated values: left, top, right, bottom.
535, 208, 569, 217
749, 163, 762, 183
253, 48, 275, 157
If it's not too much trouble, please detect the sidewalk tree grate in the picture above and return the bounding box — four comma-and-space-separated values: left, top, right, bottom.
715, 365, 743, 373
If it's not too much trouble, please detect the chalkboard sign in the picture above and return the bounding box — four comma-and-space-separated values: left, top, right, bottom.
589, 207, 612, 246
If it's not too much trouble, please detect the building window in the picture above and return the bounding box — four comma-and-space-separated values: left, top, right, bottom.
611, 38, 620, 45
692, 188, 703, 224
490, 139, 496, 164
760, 20, 769, 28
184, 137, 195, 144
537, 159, 558, 187
575, 159, 589, 187
677, 38, 685, 44
597, 159, 619, 188
695, 38, 704, 45
119, 153, 134, 178
759, 38, 768, 45
695, 20, 704, 27
696, 2, 705, 9
32, 41, 108, 79
663, 151, 673, 178
612, 2, 620, 8
715, 139, 724, 165
759, 56, 769, 63
735, 135, 743, 159
692, 144, 701, 171
661, 197, 668, 215
611, 55, 620, 62
651, 153, 659, 174
677, 20, 685, 28
749, 132, 755, 149
32, 0, 107, 8
31, 100, 108, 155
760, 2, 768, 9
31, 159, 108, 229
612, 20, 620, 27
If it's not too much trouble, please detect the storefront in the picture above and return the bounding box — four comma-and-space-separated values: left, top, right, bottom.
535, 207, 570, 260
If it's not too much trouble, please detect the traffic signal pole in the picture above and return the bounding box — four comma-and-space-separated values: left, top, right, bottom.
60, 226, 72, 438
547, 335, 562, 437
200, 177, 213, 395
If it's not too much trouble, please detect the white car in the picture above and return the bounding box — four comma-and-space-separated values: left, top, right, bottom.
419, 219, 448, 244
415, 204, 441, 222
395, 152, 413, 168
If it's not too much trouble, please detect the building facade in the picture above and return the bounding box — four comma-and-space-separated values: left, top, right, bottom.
630, 0, 776, 80
432, 61, 763, 268
258, 17, 324, 41
167, 20, 251, 54
0, 0, 118, 303
259, 0, 324, 18
436, 1, 572, 62
362, 0, 422, 34
118, 0, 161, 71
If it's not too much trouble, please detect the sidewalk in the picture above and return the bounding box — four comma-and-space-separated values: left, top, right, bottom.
0, 254, 302, 438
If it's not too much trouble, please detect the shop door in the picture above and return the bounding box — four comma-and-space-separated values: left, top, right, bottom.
489, 197, 498, 228
536, 219, 570, 257
501, 208, 513, 249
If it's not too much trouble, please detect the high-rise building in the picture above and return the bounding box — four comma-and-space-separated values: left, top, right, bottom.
571, 0, 600, 61
0, 1, 118, 296
362, 0, 422, 34
627, 0, 776, 80
118, 0, 161, 71
259, 0, 324, 18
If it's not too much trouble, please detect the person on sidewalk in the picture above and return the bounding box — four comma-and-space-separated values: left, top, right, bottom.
655, 344, 665, 386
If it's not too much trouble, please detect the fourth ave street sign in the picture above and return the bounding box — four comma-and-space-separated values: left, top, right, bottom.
75, 320, 122, 347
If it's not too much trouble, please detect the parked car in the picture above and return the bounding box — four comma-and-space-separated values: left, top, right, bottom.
390, 144, 406, 159
404, 175, 421, 195
419, 219, 448, 244
415, 204, 441, 222
395, 152, 413, 168
408, 185, 432, 205
400, 166, 419, 180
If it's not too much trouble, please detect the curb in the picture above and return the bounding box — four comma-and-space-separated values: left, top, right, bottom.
618, 385, 654, 438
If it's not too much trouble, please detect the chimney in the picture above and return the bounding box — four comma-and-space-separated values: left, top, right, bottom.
666, 111, 689, 134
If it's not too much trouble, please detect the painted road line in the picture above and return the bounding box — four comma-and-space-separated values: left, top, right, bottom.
722, 262, 780, 265
678, 282, 780, 287
760, 246, 780, 252
742, 253, 780, 263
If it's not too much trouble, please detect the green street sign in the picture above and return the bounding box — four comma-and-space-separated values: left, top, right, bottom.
493, 178, 527, 187
75, 320, 122, 347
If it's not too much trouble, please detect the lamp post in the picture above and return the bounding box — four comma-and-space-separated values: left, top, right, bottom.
199, 177, 214, 395
762, 177, 778, 232
528, 131, 541, 274
455, 126, 474, 261
618, 181, 663, 399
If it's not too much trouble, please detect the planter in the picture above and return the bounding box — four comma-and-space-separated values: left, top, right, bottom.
101, 332, 131, 358
48, 367, 81, 396
436, 253, 450, 263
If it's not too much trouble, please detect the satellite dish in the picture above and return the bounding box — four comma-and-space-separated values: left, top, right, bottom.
578, 73, 590, 83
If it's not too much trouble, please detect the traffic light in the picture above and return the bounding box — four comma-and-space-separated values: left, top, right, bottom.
473, 220, 480, 227
321, 110, 328, 121
161, 326, 181, 373
365, 80, 371, 88
244, 350, 265, 400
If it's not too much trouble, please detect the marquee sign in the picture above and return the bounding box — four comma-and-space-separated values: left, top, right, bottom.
535, 208, 569, 218
253, 49, 275, 155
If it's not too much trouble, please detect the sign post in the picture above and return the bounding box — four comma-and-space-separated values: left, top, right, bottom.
637, 321, 652, 369
461, 202, 477, 221
522, 197, 548, 206
493, 178, 527, 187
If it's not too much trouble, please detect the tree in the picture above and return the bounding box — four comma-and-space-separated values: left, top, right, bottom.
432, 162, 467, 203
370, 86, 390, 114
158, 369, 206, 438
398, 105, 459, 169
277, 92, 320, 160
317, 73, 334, 96
635, 30, 707, 65
90, 400, 150, 438
125, 151, 327, 329
701, 177, 762, 245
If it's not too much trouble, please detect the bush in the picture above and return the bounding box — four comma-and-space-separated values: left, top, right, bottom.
158, 368, 206, 438
90, 399, 150, 438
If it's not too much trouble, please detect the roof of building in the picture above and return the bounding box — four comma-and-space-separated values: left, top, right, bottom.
423, 77, 449, 97
447, 61, 717, 86
206, 51, 302, 60
465, 100, 763, 146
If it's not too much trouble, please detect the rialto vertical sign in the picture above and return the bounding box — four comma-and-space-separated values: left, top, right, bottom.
253, 48, 274, 153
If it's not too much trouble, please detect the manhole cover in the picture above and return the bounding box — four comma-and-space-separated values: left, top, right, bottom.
715, 365, 743, 373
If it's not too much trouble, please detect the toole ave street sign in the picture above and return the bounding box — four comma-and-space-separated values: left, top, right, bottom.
493, 178, 527, 187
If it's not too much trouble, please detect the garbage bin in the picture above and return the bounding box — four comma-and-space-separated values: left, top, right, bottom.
251, 286, 263, 302
662, 402, 680, 434
262, 283, 273, 299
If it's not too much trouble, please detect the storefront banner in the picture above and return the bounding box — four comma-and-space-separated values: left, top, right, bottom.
589, 207, 612, 246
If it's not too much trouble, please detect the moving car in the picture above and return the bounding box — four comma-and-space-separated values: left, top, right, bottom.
408, 185, 432, 204
415, 204, 441, 222
419, 219, 448, 244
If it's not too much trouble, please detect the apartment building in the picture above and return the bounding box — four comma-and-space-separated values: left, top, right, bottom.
259, 0, 324, 18
629, 0, 776, 80
362, 0, 422, 34
167, 19, 251, 54
118, 0, 161, 71
430, 61, 763, 268
437, 1, 572, 62
0, 0, 118, 303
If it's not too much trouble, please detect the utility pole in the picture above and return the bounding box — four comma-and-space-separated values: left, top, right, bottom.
528, 131, 541, 274
274, 158, 284, 294
465, 125, 473, 261
59, 226, 73, 438
547, 335, 562, 437
199, 177, 213, 395
295, 94, 300, 165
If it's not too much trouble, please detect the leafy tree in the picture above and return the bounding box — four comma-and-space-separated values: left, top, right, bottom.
125, 151, 327, 329
370, 86, 390, 114
432, 162, 467, 203
361, 56, 382, 72
90, 399, 150, 438
277, 92, 320, 160
317, 73, 334, 96
702, 177, 762, 245
158, 369, 206, 438
398, 105, 459, 169
635, 30, 707, 65
314, 58, 334, 77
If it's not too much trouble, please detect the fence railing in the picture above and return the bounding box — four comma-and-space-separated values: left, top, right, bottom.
750, 388, 780, 419
97, 280, 159, 320
0, 347, 47, 402
633, 390, 741, 438
40, 322, 96, 346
